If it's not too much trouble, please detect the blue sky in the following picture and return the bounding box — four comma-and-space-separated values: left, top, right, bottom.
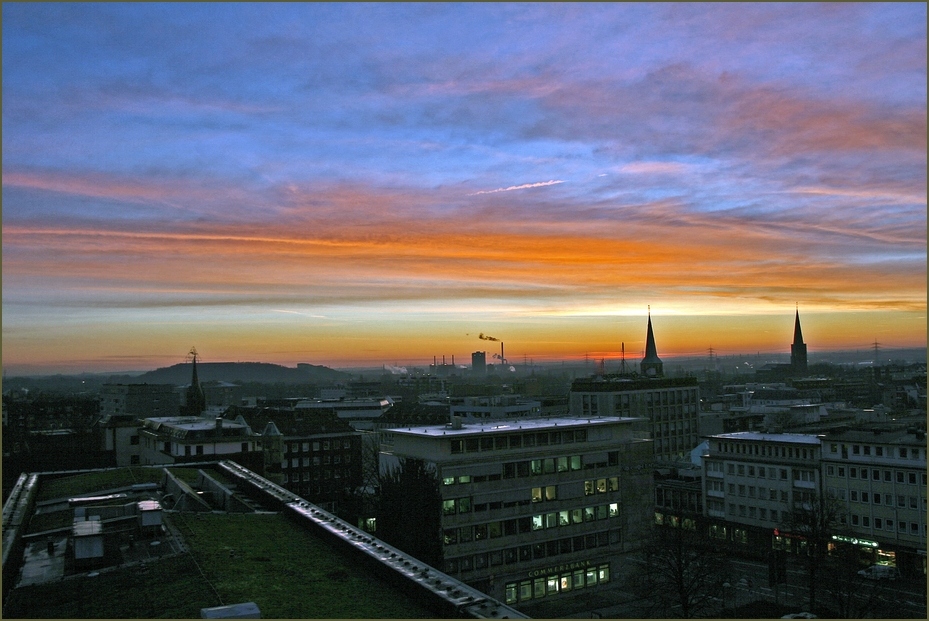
2, 3, 925, 373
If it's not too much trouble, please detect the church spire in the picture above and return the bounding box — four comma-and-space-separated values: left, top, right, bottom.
790, 308, 808, 374
640, 307, 664, 377
792, 306, 804, 346
184, 346, 206, 416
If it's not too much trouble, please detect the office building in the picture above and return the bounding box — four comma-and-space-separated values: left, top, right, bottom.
379, 416, 653, 608
821, 427, 927, 577
701, 432, 823, 554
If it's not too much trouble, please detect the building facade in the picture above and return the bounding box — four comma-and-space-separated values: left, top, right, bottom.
449, 395, 542, 423
230, 407, 364, 514
138, 416, 257, 465
701, 432, 823, 556
379, 416, 653, 608
570, 376, 700, 462
821, 427, 927, 577
99, 384, 181, 466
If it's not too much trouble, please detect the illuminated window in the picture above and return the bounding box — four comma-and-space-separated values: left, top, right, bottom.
505, 583, 518, 604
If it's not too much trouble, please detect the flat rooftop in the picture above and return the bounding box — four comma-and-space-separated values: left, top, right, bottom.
706, 431, 821, 445
386, 416, 645, 438
3, 467, 438, 618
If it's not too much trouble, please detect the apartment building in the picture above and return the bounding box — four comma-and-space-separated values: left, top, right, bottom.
821, 427, 927, 577
701, 432, 823, 555
379, 416, 653, 608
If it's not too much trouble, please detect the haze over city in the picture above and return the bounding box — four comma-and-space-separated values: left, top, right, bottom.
2, 3, 926, 376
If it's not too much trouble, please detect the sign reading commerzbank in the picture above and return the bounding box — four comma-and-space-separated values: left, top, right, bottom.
528, 560, 592, 578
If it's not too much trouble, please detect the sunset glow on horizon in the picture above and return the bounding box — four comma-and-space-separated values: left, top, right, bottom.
2, 3, 926, 375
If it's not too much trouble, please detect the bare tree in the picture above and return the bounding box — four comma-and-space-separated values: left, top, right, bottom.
374, 457, 443, 567
818, 543, 891, 618
779, 491, 847, 614
631, 524, 731, 618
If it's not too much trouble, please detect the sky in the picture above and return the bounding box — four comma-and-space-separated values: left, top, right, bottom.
2, 3, 926, 375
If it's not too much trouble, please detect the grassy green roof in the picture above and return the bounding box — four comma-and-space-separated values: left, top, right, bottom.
6, 509, 436, 618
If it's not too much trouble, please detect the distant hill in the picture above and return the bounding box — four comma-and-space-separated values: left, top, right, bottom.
137, 362, 350, 385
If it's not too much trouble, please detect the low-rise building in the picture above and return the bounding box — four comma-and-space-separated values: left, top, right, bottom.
138, 416, 257, 465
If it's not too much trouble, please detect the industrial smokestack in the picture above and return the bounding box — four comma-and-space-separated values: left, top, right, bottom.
501, 342, 505, 364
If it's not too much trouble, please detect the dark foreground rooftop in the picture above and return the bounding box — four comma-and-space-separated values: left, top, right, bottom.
2, 463, 524, 618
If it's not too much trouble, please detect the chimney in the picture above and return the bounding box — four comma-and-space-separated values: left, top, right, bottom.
501, 342, 505, 364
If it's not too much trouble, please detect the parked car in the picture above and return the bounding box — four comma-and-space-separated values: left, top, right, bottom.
857, 564, 900, 580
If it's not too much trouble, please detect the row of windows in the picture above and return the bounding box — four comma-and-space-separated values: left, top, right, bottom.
284, 439, 353, 453
849, 514, 924, 535
727, 503, 788, 522
446, 531, 617, 575
829, 487, 925, 510
442, 503, 620, 547
829, 442, 923, 460
449, 429, 589, 454
726, 463, 790, 479
825, 465, 926, 485
724, 484, 792, 502
505, 564, 611, 605
442, 454, 620, 486
283, 454, 352, 468
716, 442, 817, 460
281, 469, 352, 482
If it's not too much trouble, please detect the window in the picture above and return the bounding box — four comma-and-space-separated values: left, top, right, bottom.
908, 472, 917, 485
780, 469, 788, 480
876, 446, 883, 456
826, 465, 835, 476
850, 490, 858, 501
